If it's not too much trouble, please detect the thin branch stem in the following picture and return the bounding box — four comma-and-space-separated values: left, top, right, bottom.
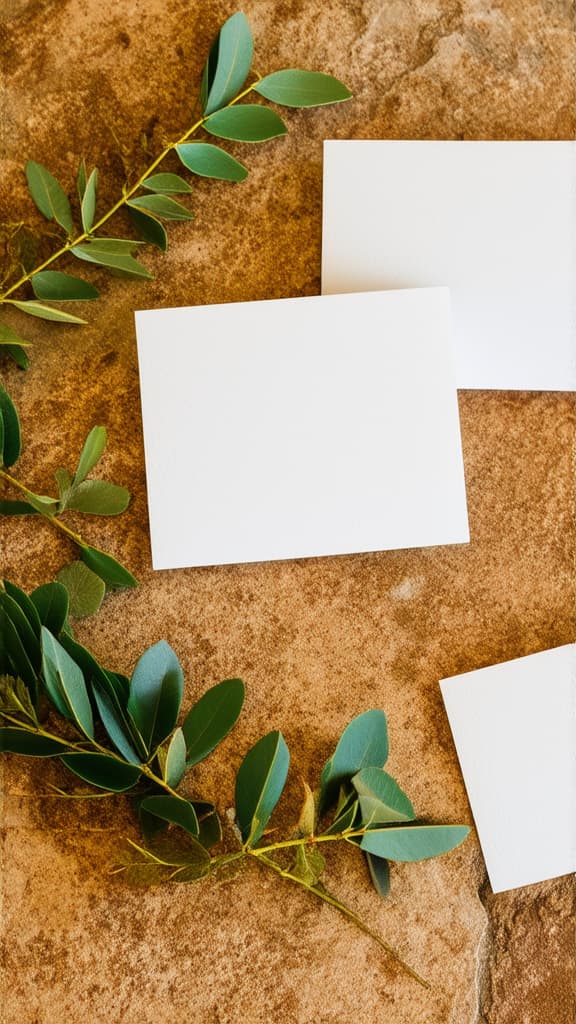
0, 77, 260, 304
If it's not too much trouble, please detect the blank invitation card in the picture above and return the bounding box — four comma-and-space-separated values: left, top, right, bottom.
136, 288, 469, 569
440, 645, 576, 893
322, 140, 576, 391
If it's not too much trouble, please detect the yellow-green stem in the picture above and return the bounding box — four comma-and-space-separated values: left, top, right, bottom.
1, 467, 85, 545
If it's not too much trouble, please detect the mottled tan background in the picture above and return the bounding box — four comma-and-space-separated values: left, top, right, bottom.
1, 2, 575, 1022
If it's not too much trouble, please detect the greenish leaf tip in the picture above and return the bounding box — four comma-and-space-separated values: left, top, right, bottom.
202, 11, 254, 116
127, 640, 184, 753
254, 69, 352, 108
204, 104, 287, 143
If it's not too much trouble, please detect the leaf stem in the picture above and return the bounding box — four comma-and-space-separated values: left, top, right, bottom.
0, 77, 260, 304
1, 467, 85, 545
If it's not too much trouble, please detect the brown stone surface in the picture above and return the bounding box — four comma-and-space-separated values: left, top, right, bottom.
0, 2, 575, 1022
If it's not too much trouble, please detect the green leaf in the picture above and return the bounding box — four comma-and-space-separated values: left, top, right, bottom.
182, 677, 244, 767
3, 345, 29, 369
127, 640, 184, 753
73, 425, 106, 486
202, 12, 253, 116
321, 791, 359, 835
319, 710, 389, 813
163, 727, 187, 787
360, 825, 471, 862
3, 580, 42, 636
194, 801, 222, 849
145, 830, 211, 866
292, 844, 325, 886
176, 143, 248, 182
0, 382, 21, 467
29, 581, 69, 634
79, 545, 137, 589
91, 678, 142, 765
10, 300, 87, 325
0, 500, 36, 515
0, 607, 38, 694
81, 167, 98, 232
71, 239, 152, 279
365, 852, 391, 898
0, 591, 40, 666
54, 467, 72, 508
0, 728, 70, 757
352, 767, 415, 825
127, 206, 168, 252
31, 271, 99, 302
57, 561, 105, 618
60, 752, 141, 792
0, 674, 38, 722
254, 70, 352, 108
235, 730, 290, 846
0, 322, 32, 348
25, 160, 73, 234
142, 173, 192, 194
204, 105, 287, 143
65, 479, 130, 516
21, 491, 59, 516
77, 158, 87, 201
139, 795, 199, 836
128, 194, 193, 221
41, 627, 94, 737
296, 780, 316, 837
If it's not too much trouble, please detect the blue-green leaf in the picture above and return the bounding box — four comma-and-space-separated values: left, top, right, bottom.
204, 105, 287, 143
92, 679, 142, 765
81, 167, 98, 232
71, 239, 152, 279
0, 591, 40, 667
127, 640, 184, 753
162, 727, 187, 787
29, 581, 69, 634
60, 752, 141, 791
3, 579, 42, 636
182, 677, 244, 767
0, 606, 38, 694
141, 173, 192, 194
73, 425, 106, 486
41, 627, 94, 737
127, 206, 168, 252
202, 12, 253, 116
139, 794, 199, 836
254, 69, 352, 108
176, 143, 248, 182
128, 194, 193, 221
365, 852, 391, 898
319, 710, 389, 813
360, 825, 471, 862
0, 728, 71, 757
79, 545, 137, 589
352, 767, 415, 825
31, 271, 99, 302
25, 160, 73, 234
235, 730, 289, 846
0, 382, 21, 467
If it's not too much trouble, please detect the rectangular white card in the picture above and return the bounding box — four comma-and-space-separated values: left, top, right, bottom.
322, 140, 576, 391
135, 288, 469, 569
440, 645, 576, 893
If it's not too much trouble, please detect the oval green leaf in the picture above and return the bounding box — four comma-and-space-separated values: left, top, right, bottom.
10, 300, 87, 325
3, 579, 42, 636
29, 581, 69, 634
202, 11, 253, 116
127, 640, 184, 753
0, 606, 38, 694
360, 824, 471, 863
81, 167, 98, 232
142, 173, 192, 194
60, 752, 141, 791
352, 767, 415, 825
65, 479, 130, 516
73, 425, 106, 486
163, 727, 187, 787
319, 709, 389, 813
0, 321, 32, 348
41, 626, 94, 737
194, 801, 222, 849
254, 69, 352, 108
235, 730, 290, 846
127, 206, 168, 252
79, 545, 137, 589
128, 194, 193, 221
71, 240, 152, 279
0, 382, 21, 467
0, 591, 40, 666
57, 560, 105, 618
182, 677, 245, 767
140, 794, 199, 836
204, 105, 287, 143
0, 728, 71, 757
176, 143, 248, 182
25, 160, 73, 234
31, 271, 99, 302
92, 680, 142, 765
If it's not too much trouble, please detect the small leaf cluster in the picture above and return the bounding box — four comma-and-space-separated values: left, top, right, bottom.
0, 12, 351, 363
0, 388, 135, 612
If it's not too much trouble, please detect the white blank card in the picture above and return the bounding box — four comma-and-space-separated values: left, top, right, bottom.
322, 140, 576, 391
440, 645, 576, 892
135, 288, 469, 569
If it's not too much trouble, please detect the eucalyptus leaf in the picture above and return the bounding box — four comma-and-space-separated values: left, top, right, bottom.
360, 824, 470, 862
139, 794, 199, 836
81, 167, 99, 232
71, 239, 152, 279
0, 728, 71, 757
0, 606, 38, 694
79, 545, 137, 589
65, 479, 130, 516
20, 491, 58, 516
3, 580, 42, 636
128, 194, 194, 221
204, 105, 287, 143
176, 143, 248, 182
319, 709, 389, 814
128, 207, 168, 252
254, 69, 352, 107
92, 679, 142, 765
365, 851, 391, 898
77, 158, 87, 201
0, 322, 32, 348
29, 581, 69, 634
41, 626, 94, 737
163, 727, 187, 787
0, 591, 40, 667
73, 425, 106, 486
25, 160, 73, 234
193, 801, 222, 848
31, 271, 99, 302
142, 173, 192, 194
235, 730, 289, 846
182, 677, 244, 767
0, 382, 21, 467
57, 561, 105, 618
10, 300, 87, 325
202, 11, 253, 116
2, 345, 29, 369
60, 752, 141, 791
352, 767, 415, 825
127, 640, 184, 753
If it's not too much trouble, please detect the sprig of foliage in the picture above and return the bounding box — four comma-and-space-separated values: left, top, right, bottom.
0, 577, 470, 987
0, 384, 135, 610
0, 12, 352, 365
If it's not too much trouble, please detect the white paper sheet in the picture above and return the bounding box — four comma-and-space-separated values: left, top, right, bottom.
440, 645, 576, 892
135, 288, 469, 569
322, 140, 576, 391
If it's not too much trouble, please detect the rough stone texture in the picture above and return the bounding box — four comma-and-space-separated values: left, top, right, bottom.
0, 2, 574, 1022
